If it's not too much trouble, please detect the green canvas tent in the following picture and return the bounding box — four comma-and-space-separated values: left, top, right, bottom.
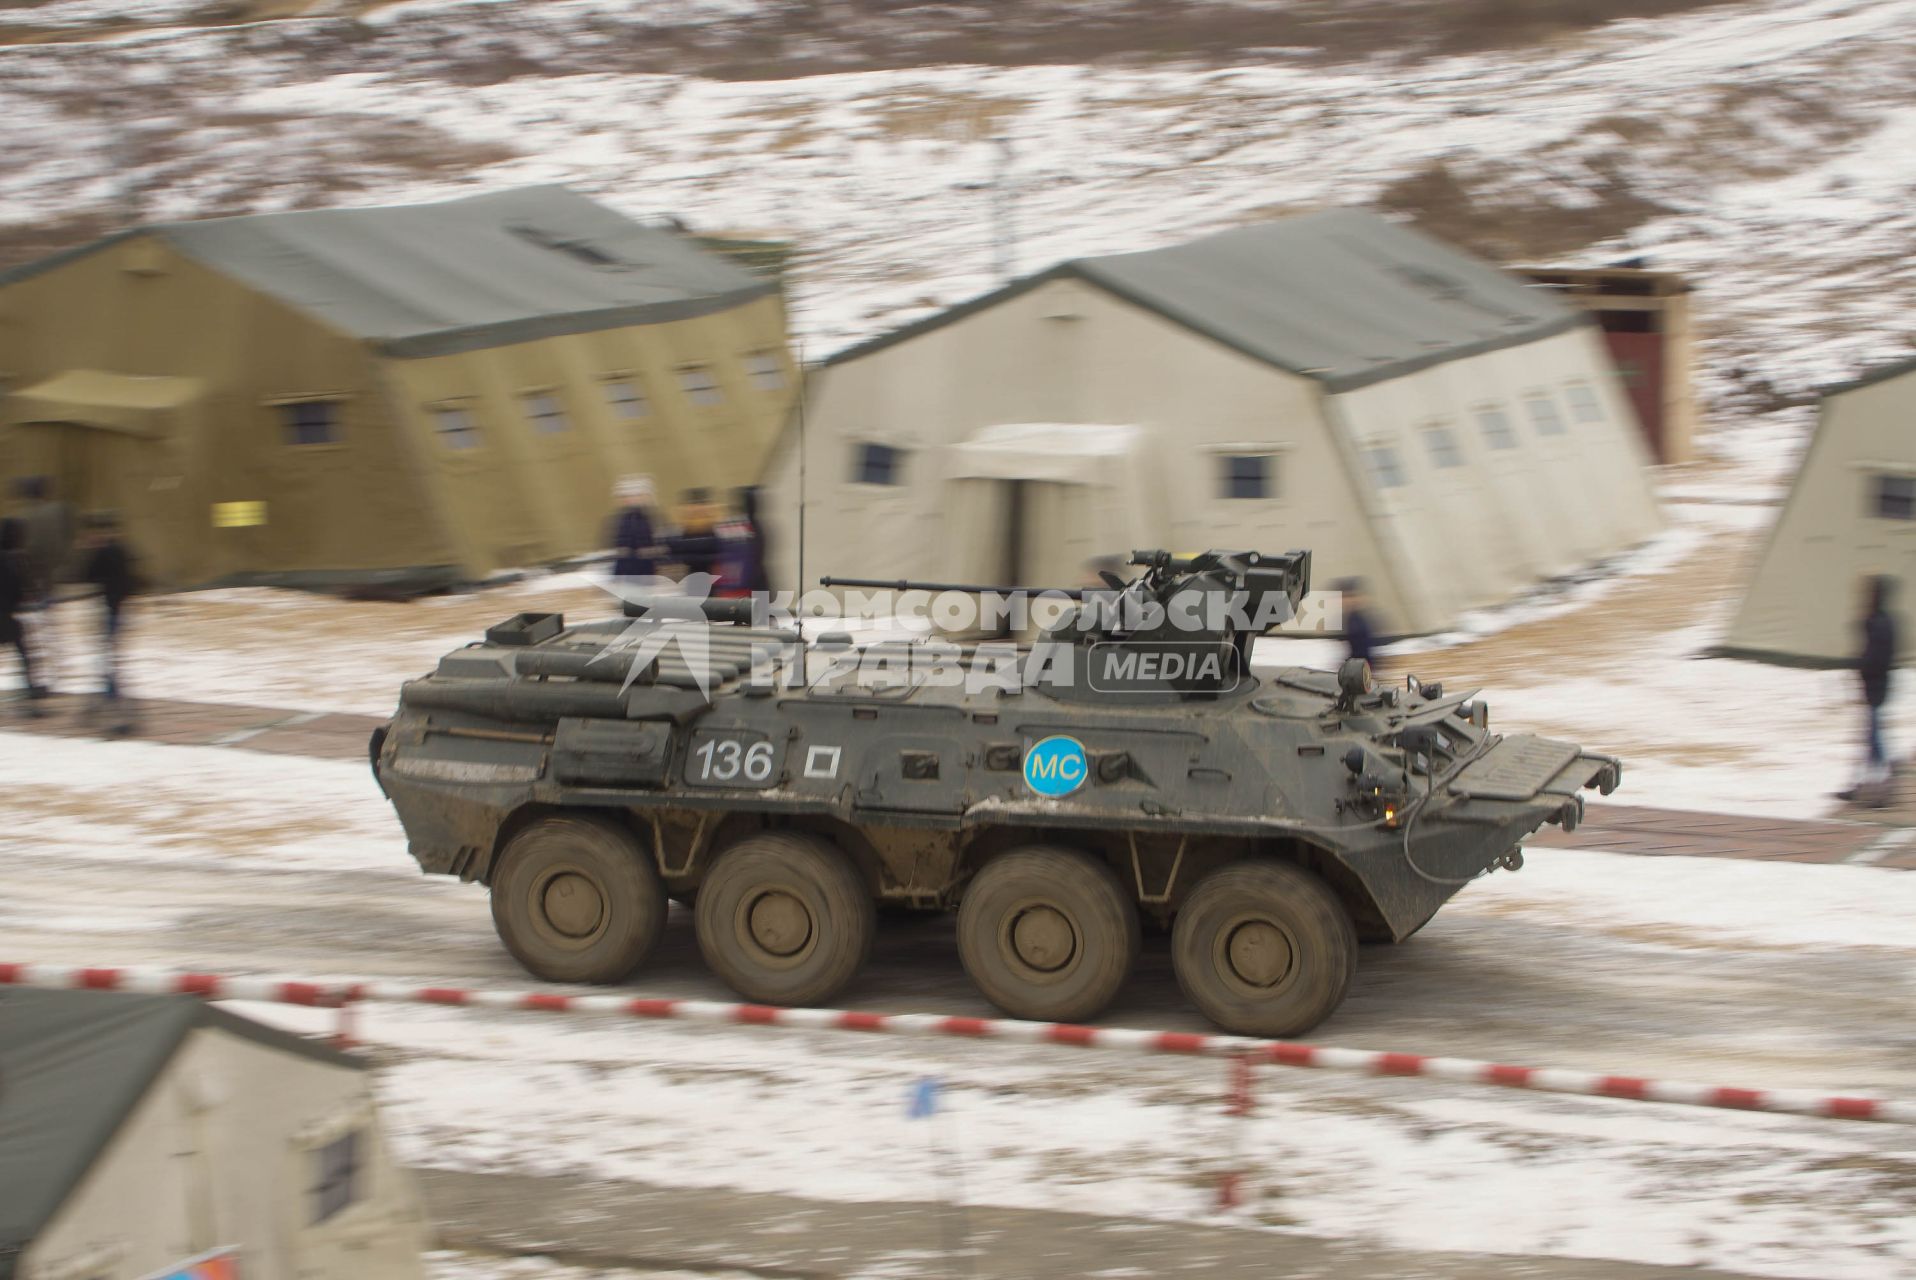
0, 186, 796, 590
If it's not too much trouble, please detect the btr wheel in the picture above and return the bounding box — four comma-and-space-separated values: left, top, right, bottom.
1171, 860, 1357, 1037
695, 832, 874, 1006
957, 846, 1140, 1024
490, 814, 666, 984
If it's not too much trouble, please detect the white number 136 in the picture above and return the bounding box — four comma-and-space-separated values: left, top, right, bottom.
694, 738, 774, 784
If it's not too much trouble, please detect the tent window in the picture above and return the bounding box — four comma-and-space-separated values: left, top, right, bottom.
1219, 454, 1273, 500
1422, 423, 1464, 469
433, 406, 483, 451
744, 351, 786, 393
1874, 475, 1916, 521
279, 400, 339, 447
853, 441, 904, 486
605, 378, 650, 422
1364, 443, 1408, 490
523, 392, 570, 436
1525, 394, 1567, 436
679, 365, 724, 408
1565, 384, 1604, 423
311, 1129, 361, 1224
1476, 406, 1518, 450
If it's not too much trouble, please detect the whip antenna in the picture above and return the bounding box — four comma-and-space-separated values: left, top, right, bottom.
795, 334, 809, 639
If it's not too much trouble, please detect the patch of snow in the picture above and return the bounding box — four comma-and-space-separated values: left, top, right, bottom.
1, 0, 1910, 426
0, 0, 217, 30
4, 717, 1911, 1278
210, 834, 1916, 1280
0, 729, 406, 874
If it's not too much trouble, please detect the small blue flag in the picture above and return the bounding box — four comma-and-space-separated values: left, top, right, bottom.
907, 1075, 941, 1119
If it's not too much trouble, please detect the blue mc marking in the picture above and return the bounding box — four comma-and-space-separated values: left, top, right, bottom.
1023, 735, 1088, 798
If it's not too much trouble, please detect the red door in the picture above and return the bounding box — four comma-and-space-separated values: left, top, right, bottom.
1604, 330, 1665, 462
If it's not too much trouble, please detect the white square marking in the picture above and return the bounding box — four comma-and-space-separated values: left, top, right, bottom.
804, 745, 842, 779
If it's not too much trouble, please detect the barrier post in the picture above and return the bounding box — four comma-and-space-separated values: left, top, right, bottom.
1216, 1051, 1256, 1210
331, 993, 359, 1050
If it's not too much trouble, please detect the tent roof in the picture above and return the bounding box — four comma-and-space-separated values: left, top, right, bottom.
3, 370, 203, 436
826, 209, 1584, 392
1823, 351, 1916, 398
0, 987, 359, 1278
0, 186, 776, 359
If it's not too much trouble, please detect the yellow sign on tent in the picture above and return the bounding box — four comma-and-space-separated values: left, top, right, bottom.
212, 501, 267, 528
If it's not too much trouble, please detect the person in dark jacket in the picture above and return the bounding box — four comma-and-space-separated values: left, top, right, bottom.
733, 485, 770, 596
607, 475, 664, 579
1339, 577, 1378, 670
668, 488, 724, 583
1841, 573, 1898, 803
16, 475, 72, 606
79, 511, 138, 734
0, 518, 44, 718
15, 475, 70, 694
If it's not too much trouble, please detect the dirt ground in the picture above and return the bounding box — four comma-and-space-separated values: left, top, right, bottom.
419, 1165, 1780, 1280
1388, 472, 1761, 691
0, 0, 1749, 64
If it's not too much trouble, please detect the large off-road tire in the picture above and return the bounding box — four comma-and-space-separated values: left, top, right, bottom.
1171, 860, 1357, 1037
490, 814, 666, 984
695, 831, 875, 1006
957, 846, 1140, 1024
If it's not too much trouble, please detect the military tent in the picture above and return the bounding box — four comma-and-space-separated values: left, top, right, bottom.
0, 185, 795, 590
760, 209, 1662, 636
1725, 354, 1916, 665
0, 986, 425, 1280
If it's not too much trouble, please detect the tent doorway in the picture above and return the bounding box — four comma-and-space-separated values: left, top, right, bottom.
942, 476, 1092, 638
1, 419, 191, 584
941, 423, 1155, 636
4, 421, 130, 519
2, 372, 203, 585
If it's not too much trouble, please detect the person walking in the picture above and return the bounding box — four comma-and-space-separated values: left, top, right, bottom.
0, 518, 44, 718
1840, 573, 1898, 805
79, 511, 138, 735
606, 475, 666, 580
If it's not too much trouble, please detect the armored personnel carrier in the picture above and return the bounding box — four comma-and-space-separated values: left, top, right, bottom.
373, 550, 1620, 1036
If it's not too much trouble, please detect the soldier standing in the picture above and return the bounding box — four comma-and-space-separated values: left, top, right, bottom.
79, 511, 138, 735
1840, 574, 1897, 805
1339, 577, 1378, 673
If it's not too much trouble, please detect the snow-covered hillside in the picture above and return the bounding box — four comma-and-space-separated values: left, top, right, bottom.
1, 0, 1912, 419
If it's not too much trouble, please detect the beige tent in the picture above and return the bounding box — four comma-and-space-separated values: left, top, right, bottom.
762, 210, 1662, 635
0, 987, 425, 1280
1725, 354, 1916, 665
0, 186, 795, 590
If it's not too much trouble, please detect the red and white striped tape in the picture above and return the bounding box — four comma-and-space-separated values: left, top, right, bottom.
4, 961, 1909, 1125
